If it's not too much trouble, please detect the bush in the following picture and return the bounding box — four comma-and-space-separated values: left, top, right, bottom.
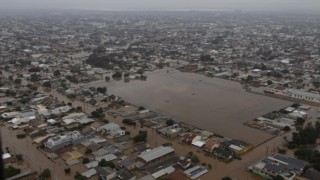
166, 119, 175, 126
85, 149, 92, 154
98, 159, 115, 168
64, 168, 71, 174
5, 166, 21, 178
222, 177, 232, 180
39, 168, 51, 179
162, 142, 172, 147
82, 158, 89, 164
123, 119, 136, 126
278, 148, 287, 154
16, 154, 23, 161
74, 172, 87, 180
295, 117, 305, 126
133, 130, 147, 143
16, 133, 26, 139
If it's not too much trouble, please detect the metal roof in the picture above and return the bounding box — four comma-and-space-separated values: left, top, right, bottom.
138, 146, 174, 162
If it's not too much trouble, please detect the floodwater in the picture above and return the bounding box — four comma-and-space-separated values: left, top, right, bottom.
92, 69, 291, 146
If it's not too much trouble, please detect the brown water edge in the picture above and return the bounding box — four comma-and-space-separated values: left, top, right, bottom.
86, 69, 292, 146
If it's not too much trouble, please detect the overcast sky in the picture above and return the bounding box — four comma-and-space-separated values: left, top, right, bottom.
1, 0, 320, 12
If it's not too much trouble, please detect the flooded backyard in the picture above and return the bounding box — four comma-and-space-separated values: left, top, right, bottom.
87, 69, 291, 145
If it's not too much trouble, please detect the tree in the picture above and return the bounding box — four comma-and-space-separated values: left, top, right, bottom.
273, 175, 285, 180
74, 172, 87, 180
14, 78, 22, 85
112, 71, 122, 78
30, 73, 40, 82
97, 87, 107, 94
222, 177, 232, 180
64, 168, 71, 174
39, 168, 51, 180
133, 130, 147, 142
98, 159, 115, 168
43, 81, 51, 88
85, 149, 92, 154
166, 119, 175, 126
295, 117, 305, 126
54, 70, 61, 77
5, 166, 21, 178
82, 157, 89, 164
16, 154, 23, 161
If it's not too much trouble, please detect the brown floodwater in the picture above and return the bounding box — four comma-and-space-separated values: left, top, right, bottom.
87, 69, 292, 146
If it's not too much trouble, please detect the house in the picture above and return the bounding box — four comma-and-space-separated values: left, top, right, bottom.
248, 154, 306, 179
264, 84, 286, 95
159, 126, 182, 138
97, 123, 125, 137
81, 169, 97, 178
181, 133, 197, 144
223, 139, 253, 155
2, 153, 13, 164
95, 154, 117, 162
288, 110, 307, 120
184, 166, 208, 180
117, 169, 136, 180
95, 166, 116, 180
137, 146, 175, 166
177, 156, 191, 169
118, 157, 136, 170
284, 89, 320, 103
204, 138, 224, 153
0, 111, 21, 120
44, 131, 88, 151
212, 147, 234, 161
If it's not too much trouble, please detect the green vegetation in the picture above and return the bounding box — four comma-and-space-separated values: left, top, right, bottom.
288, 122, 319, 146
54, 70, 61, 76
91, 108, 105, 119
74, 171, 87, 180
112, 71, 122, 78
14, 78, 22, 85
39, 168, 51, 180
277, 148, 287, 154
30, 73, 40, 82
43, 81, 52, 88
162, 142, 172, 147
64, 168, 71, 174
295, 117, 306, 126
82, 157, 89, 164
123, 119, 136, 126
187, 151, 200, 163
166, 119, 175, 126
97, 87, 107, 94
273, 175, 285, 180
221, 177, 232, 180
287, 121, 320, 171
85, 149, 92, 154
16, 154, 23, 161
98, 159, 115, 168
5, 166, 21, 178
16, 133, 26, 139
133, 130, 147, 142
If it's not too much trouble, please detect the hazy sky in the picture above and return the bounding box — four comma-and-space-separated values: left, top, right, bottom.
1, 0, 320, 12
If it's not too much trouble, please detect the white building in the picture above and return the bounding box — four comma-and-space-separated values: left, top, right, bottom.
97, 123, 125, 137
45, 131, 82, 150
284, 89, 320, 103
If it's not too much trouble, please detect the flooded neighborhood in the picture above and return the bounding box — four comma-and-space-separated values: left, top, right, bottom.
1, 5, 320, 180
